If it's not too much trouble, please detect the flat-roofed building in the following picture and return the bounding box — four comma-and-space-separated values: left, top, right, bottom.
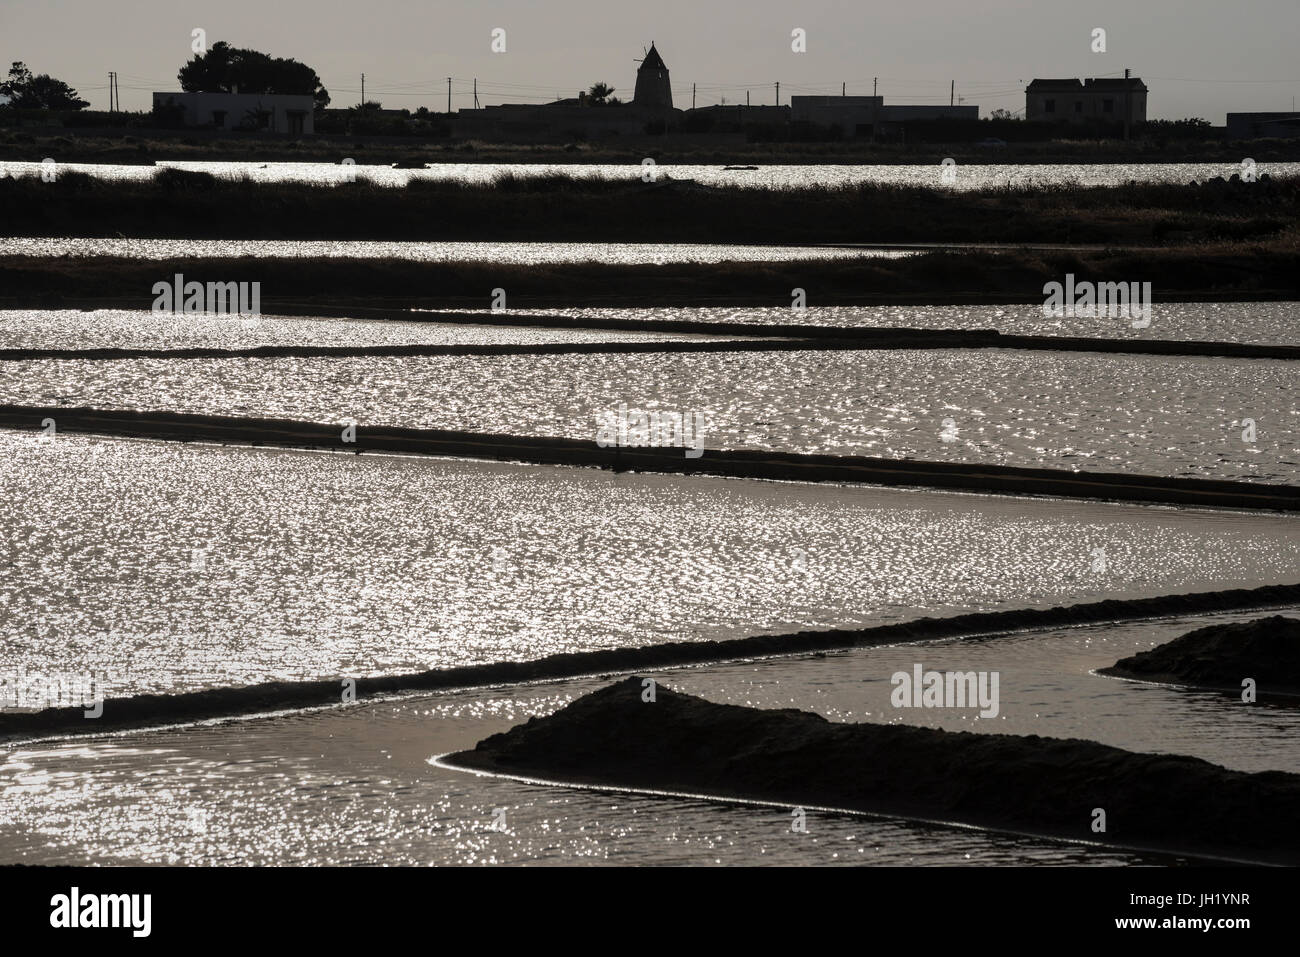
789, 96, 977, 137
790, 95, 883, 136
152, 92, 314, 134
1227, 112, 1300, 139
1025, 77, 1146, 125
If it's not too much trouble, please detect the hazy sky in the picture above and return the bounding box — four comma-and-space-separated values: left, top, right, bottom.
2, 0, 1297, 122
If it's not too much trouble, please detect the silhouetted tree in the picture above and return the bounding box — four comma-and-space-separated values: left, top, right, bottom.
586, 82, 621, 105
0, 62, 89, 109
178, 42, 330, 109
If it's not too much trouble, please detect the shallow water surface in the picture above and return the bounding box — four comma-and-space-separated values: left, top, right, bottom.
0, 309, 731, 352
0, 236, 905, 265
4, 608, 1281, 865
1, 433, 1297, 697
4, 349, 1294, 481
3, 158, 1296, 190
669, 609, 1300, 774
0, 673, 1183, 867
440, 301, 1300, 346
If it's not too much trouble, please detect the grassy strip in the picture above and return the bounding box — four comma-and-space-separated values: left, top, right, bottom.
1, 168, 1296, 245
6, 129, 1300, 166
0, 246, 1296, 307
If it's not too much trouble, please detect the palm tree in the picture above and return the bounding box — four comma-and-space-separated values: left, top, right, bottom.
587, 83, 616, 105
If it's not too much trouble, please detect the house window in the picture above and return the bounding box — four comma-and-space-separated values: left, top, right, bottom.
212, 110, 227, 128
1045, 99, 1056, 113
287, 111, 306, 135
1103, 99, 1114, 113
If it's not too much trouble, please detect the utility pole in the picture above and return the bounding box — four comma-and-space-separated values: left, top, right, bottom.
447, 77, 452, 113
108, 72, 114, 112
1123, 67, 1131, 140
360, 73, 365, 106
951, 80, 955, 107
473, 78, 479, 109
842, 82, 846, 97
873, 77, 878, 97
746, 90, 750, 107
775, 81, 779, 106
692, 83, 696, 109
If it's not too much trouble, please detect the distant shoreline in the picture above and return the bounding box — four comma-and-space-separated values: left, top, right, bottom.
4, 128, 1300, 167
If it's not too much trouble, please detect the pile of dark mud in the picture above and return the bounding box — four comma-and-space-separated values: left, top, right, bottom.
446, 676, 1300, 864
1100, 615, 1300, 696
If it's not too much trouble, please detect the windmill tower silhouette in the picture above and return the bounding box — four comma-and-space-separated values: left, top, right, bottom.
633, 42, 673, 111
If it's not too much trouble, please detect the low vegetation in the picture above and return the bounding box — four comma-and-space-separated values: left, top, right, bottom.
1, 242, 1295, 309
1, 167, 1296, 246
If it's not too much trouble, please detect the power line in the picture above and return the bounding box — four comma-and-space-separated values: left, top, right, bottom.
1147, 76, 1300, 83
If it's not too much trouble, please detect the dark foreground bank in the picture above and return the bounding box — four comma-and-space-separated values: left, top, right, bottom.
446, 676, 1300, 865
1100, 615, 1300, 697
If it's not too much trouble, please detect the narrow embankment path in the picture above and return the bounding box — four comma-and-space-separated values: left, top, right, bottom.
3, 405, 1295, 510
3, 582, 1299, 741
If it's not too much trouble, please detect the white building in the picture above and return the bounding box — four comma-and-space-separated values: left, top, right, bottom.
152, 92, 314, 134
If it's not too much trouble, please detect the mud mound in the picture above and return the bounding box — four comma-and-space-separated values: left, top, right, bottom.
1100, 615, 1300, 696
447, 676, 1300, 864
